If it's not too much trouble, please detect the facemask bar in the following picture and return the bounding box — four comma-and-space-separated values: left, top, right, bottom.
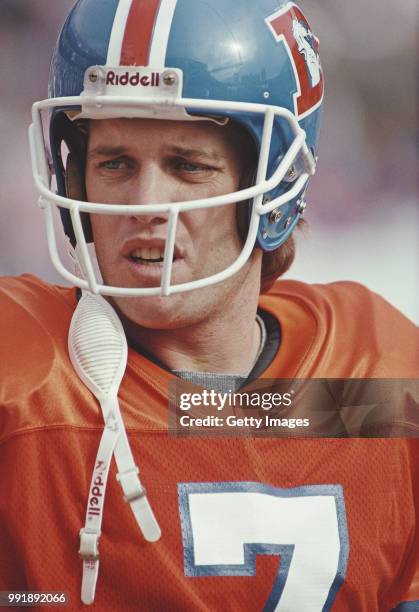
29, 97, 315, 297
161, 206, 179, 296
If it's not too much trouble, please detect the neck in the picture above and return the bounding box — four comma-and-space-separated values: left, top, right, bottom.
119, 280, 261, 375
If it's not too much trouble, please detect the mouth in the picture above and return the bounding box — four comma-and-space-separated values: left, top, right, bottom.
120, 241, 185, 289
122, 238, 183, 267
129, 247, 166, 264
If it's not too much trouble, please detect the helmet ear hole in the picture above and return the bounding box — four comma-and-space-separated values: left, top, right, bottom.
50, 112, 92, 245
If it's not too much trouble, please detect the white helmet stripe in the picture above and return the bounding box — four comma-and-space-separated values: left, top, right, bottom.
149, 0, 178, 68
106, 0, 133, 66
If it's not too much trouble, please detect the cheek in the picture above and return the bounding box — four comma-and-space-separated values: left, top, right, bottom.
85, 167, 127, 204
89, 214, 116, 262
185, 204, 242, 258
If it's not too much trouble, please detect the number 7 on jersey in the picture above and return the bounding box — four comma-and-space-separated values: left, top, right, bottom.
178, 482, 349, 611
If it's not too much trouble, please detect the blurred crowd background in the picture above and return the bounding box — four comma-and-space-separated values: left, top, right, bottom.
0, 0, 418, 323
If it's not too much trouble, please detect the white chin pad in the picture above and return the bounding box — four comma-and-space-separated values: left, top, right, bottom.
68, 292, 126, 400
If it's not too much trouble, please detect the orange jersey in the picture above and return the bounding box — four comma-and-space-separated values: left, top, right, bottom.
0, 274, 418, 611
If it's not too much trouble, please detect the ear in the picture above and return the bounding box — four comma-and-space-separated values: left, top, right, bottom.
65, 153, 93, 242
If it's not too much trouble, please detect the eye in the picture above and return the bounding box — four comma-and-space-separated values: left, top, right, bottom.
173, 159, 210, 173
99, 158, 128, 171
180, 162, 201, 172
95, 155, 137, 173
170, 157, 221, 180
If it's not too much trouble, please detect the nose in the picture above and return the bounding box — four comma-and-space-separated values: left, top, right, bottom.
128, 162, 172, 226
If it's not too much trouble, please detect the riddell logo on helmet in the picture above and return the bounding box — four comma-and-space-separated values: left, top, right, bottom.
106, 71, 160, 87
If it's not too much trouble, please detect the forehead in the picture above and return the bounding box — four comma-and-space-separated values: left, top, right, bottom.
87, 118, 239, 155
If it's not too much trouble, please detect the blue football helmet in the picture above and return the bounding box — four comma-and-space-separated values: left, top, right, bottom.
29, 0, 324, 297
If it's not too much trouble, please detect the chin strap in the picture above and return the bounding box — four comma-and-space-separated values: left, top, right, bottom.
69, 292, 161, 605
79, 412, 120, 604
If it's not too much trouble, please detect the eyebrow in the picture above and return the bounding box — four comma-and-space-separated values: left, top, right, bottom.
87, 144, 225, 162
88, 146, 127, 158
165, 146, 224, 162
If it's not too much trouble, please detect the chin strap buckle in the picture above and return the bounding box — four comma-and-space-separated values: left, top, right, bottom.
79, 528, 101, 605
79, 527, 101, 562
116, 466, 147, 503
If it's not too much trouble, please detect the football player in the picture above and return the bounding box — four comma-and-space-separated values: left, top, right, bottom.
0, 0, 418, 610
